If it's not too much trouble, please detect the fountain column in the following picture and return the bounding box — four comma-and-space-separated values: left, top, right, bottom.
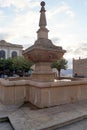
30, 2, 55, 81
23, 1, 66, 82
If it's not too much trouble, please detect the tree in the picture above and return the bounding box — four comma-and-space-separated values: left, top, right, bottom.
4, 58, 14, 76
12, 56, 33, 76
51, 58, 68, 79
0, 59, 6, 77
0, 57, 33, 77
0, 58, 14, 77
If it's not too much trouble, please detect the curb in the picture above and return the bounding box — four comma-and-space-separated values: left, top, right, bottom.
40, 115, 87, 130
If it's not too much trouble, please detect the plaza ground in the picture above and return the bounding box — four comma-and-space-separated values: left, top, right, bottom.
0, 100, 87, 130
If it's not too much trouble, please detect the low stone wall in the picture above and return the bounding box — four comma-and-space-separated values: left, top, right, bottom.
0, 79, 26, 105
0, 78, 87, 108
27, 80, 87, 108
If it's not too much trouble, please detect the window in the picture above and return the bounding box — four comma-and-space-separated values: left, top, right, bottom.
12, 51, 17, 58
0, 50, 5, 59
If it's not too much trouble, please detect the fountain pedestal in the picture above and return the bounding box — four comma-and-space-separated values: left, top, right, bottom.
31, 62, 55, 82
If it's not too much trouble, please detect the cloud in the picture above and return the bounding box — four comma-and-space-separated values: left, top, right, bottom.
0, 0, 39, 9
47, 2, 75, 19
0, 10, 4, 18
0, 0, 11, 7
5, 10, 39, 42
65, 9, 74, 18
0, 33, 9, 40
64, 42, 87, 60
0, 10, 2, 15
73, 42, 87, 55
61, 40, 87, 68
51, 37, 60, 44
0, 6, 39, 44
46, 2, 76, 50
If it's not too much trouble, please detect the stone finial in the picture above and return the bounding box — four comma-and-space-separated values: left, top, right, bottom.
41, 1, 45, 6
37, 1, 49, 39
39, 1, 47, 27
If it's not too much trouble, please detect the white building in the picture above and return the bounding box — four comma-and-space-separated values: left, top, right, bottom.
0, 40, 23, 59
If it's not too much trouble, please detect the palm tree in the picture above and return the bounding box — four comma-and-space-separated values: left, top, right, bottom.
51, 58, 68, 79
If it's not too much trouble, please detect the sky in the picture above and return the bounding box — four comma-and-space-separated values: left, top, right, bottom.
0, 0, 87, 68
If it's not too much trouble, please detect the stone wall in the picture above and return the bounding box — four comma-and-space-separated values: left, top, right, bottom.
0, 78, 87, 108
27, 80, 87, 108
73, 58, 87, 77
0, 79, 25, 105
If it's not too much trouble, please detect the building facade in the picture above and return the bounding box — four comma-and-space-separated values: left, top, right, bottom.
73, 58, 87, 77
0, 40, 23, 59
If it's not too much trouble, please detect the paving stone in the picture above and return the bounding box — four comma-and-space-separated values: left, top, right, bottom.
1, 100, 87, 130
55, 118, 87, 130
0, 122, 13, 130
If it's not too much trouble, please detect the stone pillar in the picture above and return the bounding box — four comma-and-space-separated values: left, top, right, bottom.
31, 62, 55, 82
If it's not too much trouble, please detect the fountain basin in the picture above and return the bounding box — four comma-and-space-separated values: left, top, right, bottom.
0, 78, 87, 108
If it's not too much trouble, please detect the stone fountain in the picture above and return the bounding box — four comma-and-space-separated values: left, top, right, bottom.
0, 1, 87, 108
23, 1, 66, 82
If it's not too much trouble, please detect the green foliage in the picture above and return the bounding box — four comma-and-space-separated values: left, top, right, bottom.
5, 58, 14, 70
0, 59, 6, 71
0, 56, 33, 77
13, 56, 33, 75
51, 58, 68, 79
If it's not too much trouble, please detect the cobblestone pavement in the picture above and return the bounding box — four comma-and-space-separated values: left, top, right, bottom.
54, 118, 87, 130
0, 122, 13, 130
0, 103, 19, 130
1, 101, 87, 130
